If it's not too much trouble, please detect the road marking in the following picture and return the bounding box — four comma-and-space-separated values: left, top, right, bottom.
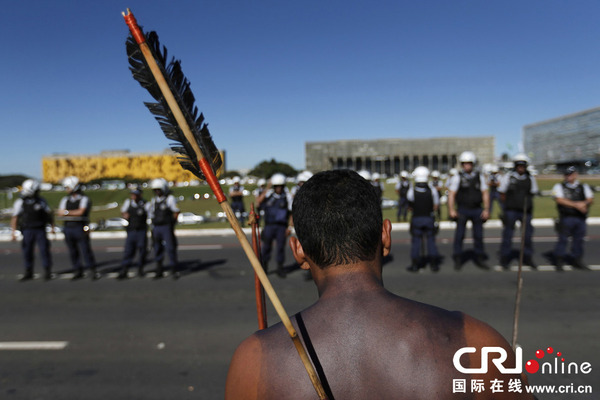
106, 244, 222, 252
0, 341, 68, 350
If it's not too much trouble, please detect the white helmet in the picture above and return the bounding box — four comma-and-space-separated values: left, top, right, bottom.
21, 179, 40, 197
459, 151, 477, 164
513, 153, 529, 166
413, 166, 430, 183
449, 168, 458, 176
430, 170, 440, 178
357, 170, 371, 181
297, 171, 313, 183
150, 178, 168, 192
232, 176, 241, 184
371, 172, 380, 181
490, 165, 500, 173
270, 173, 286, 186
257, 178, 266, 187
63, 176, 80, 191
400, 170, 409, 179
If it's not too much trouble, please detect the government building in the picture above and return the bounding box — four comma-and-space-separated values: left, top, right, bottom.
523, 107, 600, 173
305, 136, 495, 175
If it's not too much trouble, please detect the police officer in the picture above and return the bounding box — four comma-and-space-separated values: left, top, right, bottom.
487, 165, 502, 215
57, 176, 98, 280
395, 170, 411, 222
552, 166, 594, 271
407, 167, 440, 272
430, 170, 444, 220
118, 186, 148, 279
11, 179, 54, 281
229, 177, 246, 225
257, 173, 293, 277
447, 151, 490, 270
291, 171, 313, 198
498, 154, 538, 269
370, 172, 384, 201
148, 178, 180, 279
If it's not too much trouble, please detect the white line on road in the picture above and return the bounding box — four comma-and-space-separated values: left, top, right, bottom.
0, 341, 68, 350
106, 244, 222, 252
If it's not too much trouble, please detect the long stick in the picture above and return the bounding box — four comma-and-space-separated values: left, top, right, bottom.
250, 204, 268, 330
511, 200, 528, 350
123, 10, 327, 399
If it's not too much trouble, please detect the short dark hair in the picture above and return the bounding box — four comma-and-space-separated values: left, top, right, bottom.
292, 170, 383, 267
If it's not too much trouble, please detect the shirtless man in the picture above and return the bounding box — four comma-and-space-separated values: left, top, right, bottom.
226, 170, 532, 400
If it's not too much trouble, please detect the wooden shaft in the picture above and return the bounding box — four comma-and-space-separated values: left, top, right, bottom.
512, 201, 528, 350
251, 206, 268, 330
123, 10, 327, 398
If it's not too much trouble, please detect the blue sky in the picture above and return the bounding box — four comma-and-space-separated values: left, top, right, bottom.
2, 0, 600, 179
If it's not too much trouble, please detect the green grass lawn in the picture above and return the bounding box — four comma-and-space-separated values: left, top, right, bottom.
2, 176, 599, 229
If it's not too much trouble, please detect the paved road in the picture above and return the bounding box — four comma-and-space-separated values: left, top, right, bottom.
0, 225, 598, 399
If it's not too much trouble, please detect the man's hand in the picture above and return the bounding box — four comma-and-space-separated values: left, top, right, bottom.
481, 209, 489, 222
449, 209, 458, 220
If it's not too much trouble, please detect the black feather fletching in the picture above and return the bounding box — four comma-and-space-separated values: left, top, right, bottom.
126, 31, 223, 180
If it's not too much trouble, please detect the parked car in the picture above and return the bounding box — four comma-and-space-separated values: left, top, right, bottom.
101, 218, 129, 230
381, 197, 398, 209
177, 212, 205, 225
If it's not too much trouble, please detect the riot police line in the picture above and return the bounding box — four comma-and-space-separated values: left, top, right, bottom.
7, 160, 595, 281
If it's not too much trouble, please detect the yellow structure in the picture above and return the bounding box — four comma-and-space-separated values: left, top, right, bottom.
42, 150, 225, 183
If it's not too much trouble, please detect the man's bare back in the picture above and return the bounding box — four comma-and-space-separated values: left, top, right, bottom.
225, 170, 532, 400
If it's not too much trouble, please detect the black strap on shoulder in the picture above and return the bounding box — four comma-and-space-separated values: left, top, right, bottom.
295, 312, 335, 400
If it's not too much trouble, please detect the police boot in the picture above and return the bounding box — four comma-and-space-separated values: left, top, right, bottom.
276, 263, 286, 278
171, 265, 180, 280
406, 260, 420, 273
117, 266, 129, 280
572, 258, 590, 270
19, 270, 34, 282
430, 258, 440, 272
523, 257, 538, 270
474, 256, 489, 270
138, 266, 145, 278
91, 268, 101, 281
71, 269, 84, 281
555, 258, 564, 272
499, 257, 510, 270
453, 255, 462, 271
44, 270, 53, 281
154, 262, 164, 280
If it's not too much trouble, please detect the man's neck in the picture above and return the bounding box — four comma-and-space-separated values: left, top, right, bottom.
314, 263, 385, 300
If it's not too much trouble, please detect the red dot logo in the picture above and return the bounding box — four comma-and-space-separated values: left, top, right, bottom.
557, 351, 562, 357
547, 347, 554, 354
535, 350, 545, 359
525, 360, 540, 374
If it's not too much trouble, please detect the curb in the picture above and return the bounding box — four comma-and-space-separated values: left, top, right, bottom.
3, 218, 600, 242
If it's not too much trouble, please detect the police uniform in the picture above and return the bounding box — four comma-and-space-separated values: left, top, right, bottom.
407, 182, 440, 271
118, 193, 148, 278
58, 192, 97, 279
148, 192, 180, 278
552, 172, 594, 269
487, 171, 501, 215
395, 178, 411, 222
498, 170, 538, 268
447, 170, 489, 268
12, 195, 53, 280
430, 177, 443, 220
229, 183, 246, 225
260, 188, 293, 274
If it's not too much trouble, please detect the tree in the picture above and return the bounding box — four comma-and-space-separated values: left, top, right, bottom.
249, 159, 298, 178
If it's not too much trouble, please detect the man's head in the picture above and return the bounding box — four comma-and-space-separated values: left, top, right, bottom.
292, 170, 383, 268
565, 166, 578, 183
63, 176, 80, 194
459, 151, 476, 173
270, 173, 286, 194
513, 153, 529, 175
150, 178, 168, 196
